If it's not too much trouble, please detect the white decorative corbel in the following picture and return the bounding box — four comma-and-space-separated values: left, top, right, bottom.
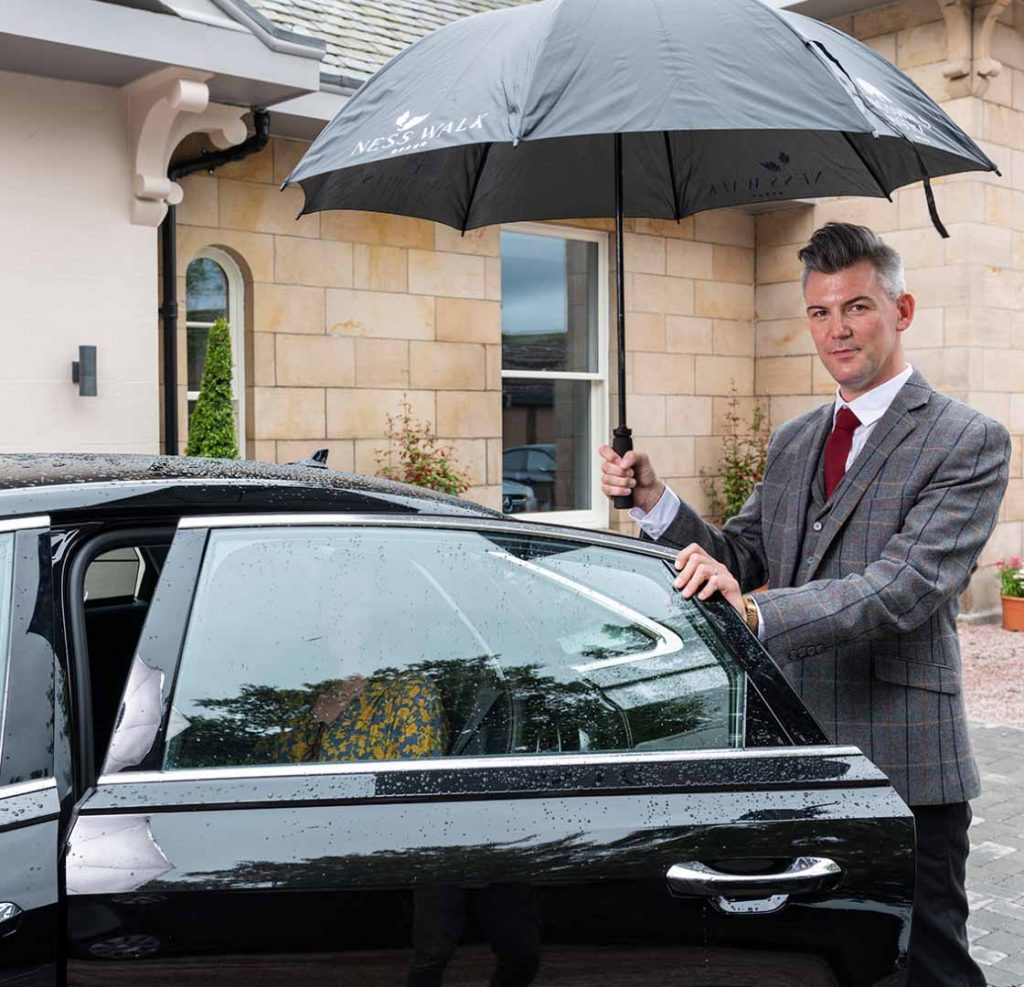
124, 67, 248, 226
937, 0, 1014, 98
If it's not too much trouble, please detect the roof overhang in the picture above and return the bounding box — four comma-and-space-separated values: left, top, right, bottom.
0, 0, 324, 106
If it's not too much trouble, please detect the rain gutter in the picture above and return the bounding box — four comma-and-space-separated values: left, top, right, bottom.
158, 108, 270, 455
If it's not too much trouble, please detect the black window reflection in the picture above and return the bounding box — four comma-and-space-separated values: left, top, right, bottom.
185, 257, 229, 392
500, 232, 598, 374
502, 381, 590, 513
163, 529, 749, 770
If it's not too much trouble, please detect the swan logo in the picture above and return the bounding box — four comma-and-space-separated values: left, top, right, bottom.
395, 111, 429, 132
351, 110, 489, 158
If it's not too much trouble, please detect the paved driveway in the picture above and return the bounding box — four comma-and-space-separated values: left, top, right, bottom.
968, 722, 1024, 985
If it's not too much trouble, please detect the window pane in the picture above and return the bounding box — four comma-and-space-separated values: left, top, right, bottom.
187, 327, 210, 393
0, 534, 13, 762
186, 257, 228, 324
162, 528, 760, 771
501, 232, 598, 372
502, 379, 589, 513
84, 548, 142, 602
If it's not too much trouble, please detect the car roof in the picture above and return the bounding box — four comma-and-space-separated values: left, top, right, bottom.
0, 453, 501, 522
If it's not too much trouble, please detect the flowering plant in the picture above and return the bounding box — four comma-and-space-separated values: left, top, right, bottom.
375, 397, 472, 497
700, 385, 769, 526
996, 557, 1024, 598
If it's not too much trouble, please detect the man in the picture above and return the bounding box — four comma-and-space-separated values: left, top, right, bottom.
600, 222, 1009, 987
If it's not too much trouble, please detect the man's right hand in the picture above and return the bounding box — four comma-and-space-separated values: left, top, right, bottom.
598, 445, 664, 513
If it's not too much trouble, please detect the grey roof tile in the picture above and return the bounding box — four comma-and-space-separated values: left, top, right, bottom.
248, 0, 532, 81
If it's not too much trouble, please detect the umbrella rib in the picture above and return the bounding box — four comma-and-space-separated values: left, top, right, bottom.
840, 132, 893, 202
461, 142, 493, 234
662, 132, 682, 222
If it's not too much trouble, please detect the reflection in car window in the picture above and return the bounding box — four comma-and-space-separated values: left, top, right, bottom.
163, 528, 751, 770
0, 534, 13, 763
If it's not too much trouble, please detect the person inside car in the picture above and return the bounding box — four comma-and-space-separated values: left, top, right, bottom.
271, 671, 448, 764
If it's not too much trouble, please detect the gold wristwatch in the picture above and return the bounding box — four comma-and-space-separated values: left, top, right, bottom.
742, 594, 759, 634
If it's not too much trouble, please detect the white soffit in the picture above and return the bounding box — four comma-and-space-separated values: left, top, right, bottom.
0, 0, 323, 106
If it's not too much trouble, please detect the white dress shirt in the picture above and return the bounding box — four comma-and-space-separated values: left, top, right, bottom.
630, 364, 914, 635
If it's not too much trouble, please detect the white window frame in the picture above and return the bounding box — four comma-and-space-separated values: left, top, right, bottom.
500, 221, 610, 529
185, 247, 246, 451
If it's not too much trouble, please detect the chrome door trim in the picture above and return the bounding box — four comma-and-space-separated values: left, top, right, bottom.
0, 777, 57, 800
98, 745, 864, 786
177, 512, 681, 560
0, 516, 49, 534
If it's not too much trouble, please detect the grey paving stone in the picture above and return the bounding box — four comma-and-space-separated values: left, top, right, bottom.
971, 942, 1009, 965
973, 928, 1024, 957
968, 723, 1024, 980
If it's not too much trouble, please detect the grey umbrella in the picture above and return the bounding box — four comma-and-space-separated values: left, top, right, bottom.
285, 0, 996, 508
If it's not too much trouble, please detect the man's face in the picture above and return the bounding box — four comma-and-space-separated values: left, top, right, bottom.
804, 259, 914, 400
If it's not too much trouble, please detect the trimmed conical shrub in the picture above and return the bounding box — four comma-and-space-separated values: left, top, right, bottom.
185, 317, 239, 459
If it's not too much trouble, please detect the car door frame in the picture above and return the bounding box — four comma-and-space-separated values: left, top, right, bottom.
0, 515, 62, 985
64, 513, 916, 986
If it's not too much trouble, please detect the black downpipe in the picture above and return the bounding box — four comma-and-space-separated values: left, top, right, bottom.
158, 108, 271, 455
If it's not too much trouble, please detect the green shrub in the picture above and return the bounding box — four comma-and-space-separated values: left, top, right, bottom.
375, 397, 471, 496
701, 385, 769, 526
185, 317, 239, 459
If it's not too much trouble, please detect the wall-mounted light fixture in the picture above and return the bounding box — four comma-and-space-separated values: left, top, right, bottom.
72, 345, 98, 396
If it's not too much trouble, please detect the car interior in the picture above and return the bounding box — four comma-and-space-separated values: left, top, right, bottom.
73, 530, 174, 778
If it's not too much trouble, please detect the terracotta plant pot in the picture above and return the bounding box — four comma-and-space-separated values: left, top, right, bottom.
1001, 595, 1024, 632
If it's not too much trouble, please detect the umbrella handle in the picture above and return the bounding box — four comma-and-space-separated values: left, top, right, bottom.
612, 426, 634, 510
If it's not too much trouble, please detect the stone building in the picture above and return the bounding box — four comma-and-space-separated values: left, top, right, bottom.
2, 0, 1023, 614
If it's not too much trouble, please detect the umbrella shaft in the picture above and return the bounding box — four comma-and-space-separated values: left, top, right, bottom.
614, 133, 626, 429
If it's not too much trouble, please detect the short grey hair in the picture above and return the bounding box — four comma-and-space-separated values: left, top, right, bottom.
798, 222, 905, 300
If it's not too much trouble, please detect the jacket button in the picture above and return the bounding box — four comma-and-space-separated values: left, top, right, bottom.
812, 521, 823, 532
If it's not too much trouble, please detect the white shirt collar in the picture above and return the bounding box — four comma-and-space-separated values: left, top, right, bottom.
833, 364, 914, 429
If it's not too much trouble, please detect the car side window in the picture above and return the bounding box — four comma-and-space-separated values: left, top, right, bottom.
163, 527, 772, 771
83, 547, 144, 602
0, 534, 13, 762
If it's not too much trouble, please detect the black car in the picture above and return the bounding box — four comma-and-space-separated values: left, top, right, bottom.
0, 454, 913, 987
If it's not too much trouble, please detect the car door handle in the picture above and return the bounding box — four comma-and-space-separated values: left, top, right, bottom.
666, 856, 841, 898
0, 902, 23, 938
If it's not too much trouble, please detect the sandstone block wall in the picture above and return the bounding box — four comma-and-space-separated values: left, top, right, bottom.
177, 137, 756, 529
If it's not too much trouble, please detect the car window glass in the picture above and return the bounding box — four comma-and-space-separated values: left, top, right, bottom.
0, 534, 13, 762
163, 528, 761, 771
84, 547, 143, 602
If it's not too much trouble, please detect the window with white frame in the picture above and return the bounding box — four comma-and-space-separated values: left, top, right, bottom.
185, 248, 245, 449
500, 224, 608, 526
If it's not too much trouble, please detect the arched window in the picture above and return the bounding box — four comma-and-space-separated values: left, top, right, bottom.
185, 248, 245, 450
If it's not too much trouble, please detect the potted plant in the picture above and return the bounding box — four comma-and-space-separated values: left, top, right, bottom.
996, 556, 1024, 631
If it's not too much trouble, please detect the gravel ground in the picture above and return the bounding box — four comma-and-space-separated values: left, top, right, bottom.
960, 621, 1024, 727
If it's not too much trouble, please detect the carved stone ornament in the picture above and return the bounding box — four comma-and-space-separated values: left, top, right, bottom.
124, 67, 248, 226
938, 0, 1013, 98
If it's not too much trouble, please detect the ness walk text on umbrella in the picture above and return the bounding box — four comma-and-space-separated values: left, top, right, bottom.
352, 112, 490, 159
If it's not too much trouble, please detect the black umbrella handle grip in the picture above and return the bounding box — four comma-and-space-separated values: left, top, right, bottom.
612, 426, 634, 510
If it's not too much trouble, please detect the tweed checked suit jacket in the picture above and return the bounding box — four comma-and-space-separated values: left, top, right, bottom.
656, 370, 1009, 806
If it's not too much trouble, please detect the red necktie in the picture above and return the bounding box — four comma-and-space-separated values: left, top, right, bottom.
824, 407, 861, 500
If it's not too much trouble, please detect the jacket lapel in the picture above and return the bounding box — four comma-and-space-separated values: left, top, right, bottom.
777, 402, 833, 588
805, 370, 932, 580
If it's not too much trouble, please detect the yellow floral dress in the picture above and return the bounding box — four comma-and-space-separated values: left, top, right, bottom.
271, 674, 448, 764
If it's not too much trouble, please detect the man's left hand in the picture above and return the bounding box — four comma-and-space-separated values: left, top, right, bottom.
673, 543, 744, 616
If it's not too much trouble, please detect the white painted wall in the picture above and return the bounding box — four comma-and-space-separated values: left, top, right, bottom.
0, 69, 158, 453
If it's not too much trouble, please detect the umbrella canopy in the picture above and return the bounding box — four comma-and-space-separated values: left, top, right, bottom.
285, 0, 996, 231
284, 0, 997, 508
